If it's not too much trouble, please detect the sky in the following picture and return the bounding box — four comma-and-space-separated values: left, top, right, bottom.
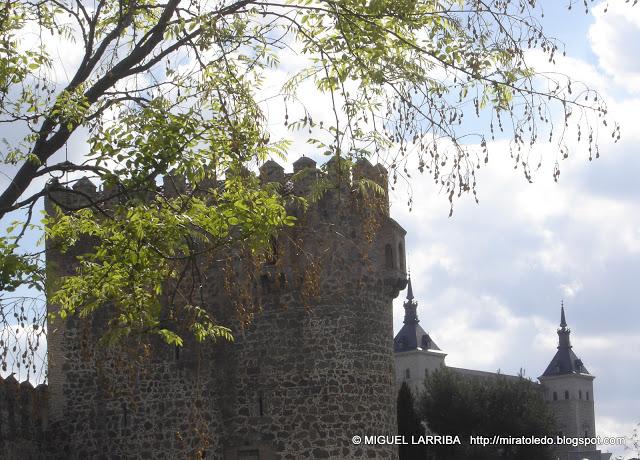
383, 3, 640, 458
1, 1, 639, 458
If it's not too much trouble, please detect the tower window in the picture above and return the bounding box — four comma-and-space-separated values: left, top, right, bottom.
564, 390, 570, 400
398, 243, 405, 271
579, 390, 582, 400
553, 392, 558, 401
260, 274, 271, 294
122, 402, 128, 428
405, 368, 410, 379
385, 244, 394, 269
586, 391, 590, 401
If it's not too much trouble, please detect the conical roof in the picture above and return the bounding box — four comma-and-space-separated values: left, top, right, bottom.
541, 305, 590, 377
393, 277, 441, 353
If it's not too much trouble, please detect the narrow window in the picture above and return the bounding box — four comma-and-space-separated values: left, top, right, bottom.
586, 391, 590, 401
260, 274, 271, 294
385, 244, 394, 269
579, 390, 582, 400
398, 243, 405, 271
553, 392, 558, 401
564, 390, 570, 400
258, 392, 264, 417
405, 368, 410, 379
122, 402, 128, 428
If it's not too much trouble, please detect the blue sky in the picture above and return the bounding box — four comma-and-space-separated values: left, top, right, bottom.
1, 1, 639, 457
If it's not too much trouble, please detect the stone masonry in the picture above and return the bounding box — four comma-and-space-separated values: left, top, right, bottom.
0, 156, 407, 459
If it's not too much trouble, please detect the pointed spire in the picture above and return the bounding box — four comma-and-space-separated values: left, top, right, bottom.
402, 275, 418, 325
406, 275, 414, 301
541, 302, 589, 377
557, 303, 571, 348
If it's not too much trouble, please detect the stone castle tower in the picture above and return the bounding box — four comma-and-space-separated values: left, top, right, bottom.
539, 306, 600, 460
0, 156, 408, 459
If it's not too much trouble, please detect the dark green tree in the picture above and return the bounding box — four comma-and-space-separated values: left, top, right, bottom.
398, 381, 428, 460
419, 368, 556, 460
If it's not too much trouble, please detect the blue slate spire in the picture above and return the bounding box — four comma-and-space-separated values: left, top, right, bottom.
541, 303, 589, 376
393, 277, 441, 352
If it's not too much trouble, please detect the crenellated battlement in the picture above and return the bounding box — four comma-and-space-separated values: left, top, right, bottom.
44, 156, 390, 216
0, 374, 48, 454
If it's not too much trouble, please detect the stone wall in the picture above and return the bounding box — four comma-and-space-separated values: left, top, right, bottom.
539, 373, 597, 459
539, 374, 596, 438
40, 156, 407, 459
394, 350, 446, 395
0, 374, 48, 459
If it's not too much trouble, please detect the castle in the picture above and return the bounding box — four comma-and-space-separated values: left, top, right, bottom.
0, 156, 614, 459
0, 157, 408, 459
394, 279, 612, 460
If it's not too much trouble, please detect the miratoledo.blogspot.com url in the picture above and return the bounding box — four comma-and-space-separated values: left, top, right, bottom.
350, 435, 625, 447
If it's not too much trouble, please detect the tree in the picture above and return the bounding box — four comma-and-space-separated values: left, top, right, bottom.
419, 368, 556, 460
397, 381, 428, 460
0, 0, 622, 373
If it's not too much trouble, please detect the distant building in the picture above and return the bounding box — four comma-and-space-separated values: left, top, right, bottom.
394, 278, 612, 460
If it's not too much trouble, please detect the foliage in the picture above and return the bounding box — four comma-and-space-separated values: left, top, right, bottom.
45, 172, 294, 345
397, 381, 428, 460
0, 237, 42, 293
419, 367, 556, 460
0, 0, 626, 373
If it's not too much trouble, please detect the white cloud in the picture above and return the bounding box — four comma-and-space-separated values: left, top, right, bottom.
589, 2, 640, 93
597, 416, 638, 458
560, 279, 583, 298
17, 17, 85, 85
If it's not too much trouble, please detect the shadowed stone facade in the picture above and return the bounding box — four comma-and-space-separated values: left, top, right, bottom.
0, 157, 407, 459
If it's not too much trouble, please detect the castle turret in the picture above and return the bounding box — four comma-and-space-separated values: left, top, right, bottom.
259, 159, 285, 184
539, 304, 598, 460
291, 155, 318, 193
393, 277, 446, 394
43, 158, 407, 459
